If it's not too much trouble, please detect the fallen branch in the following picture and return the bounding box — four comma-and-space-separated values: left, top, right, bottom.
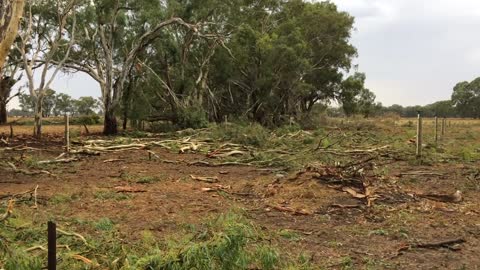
208, 150, 249, 158
56, 228, 89, 246
114, 186, 147, 193
37, 157, 79, 165
190, 175, 219, 183
0, 200, 14, 222
148, 150, 160, 160
69, 149, 101, 156
329, 204, 361, 209
416, 190, 463, 203
179, 142, 202, 153
398, 171, 444, 177
25, 244, 71, 253
103, 159, 125, 163
268, 205, 312, 216
7, 162, 55, 177
395, 238, 466, 257
85, 143, 147, 152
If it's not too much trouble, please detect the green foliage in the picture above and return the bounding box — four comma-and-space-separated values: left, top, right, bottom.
175, 107, 209, 129
73, 115, 101, 125
95, 218, 115, 231
94, 191, 131, 201
132, 212, 280, 270
136, 176, 161, 184
3, 250, 43, 270
211, 123, 270, 147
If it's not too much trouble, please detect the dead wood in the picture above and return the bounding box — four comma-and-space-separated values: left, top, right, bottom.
25, 244, 71, 253
319, 145, 390, 155
398, 171, 444, 177
85, 143, 147, 152
147, 150, 160, 160
190, 175, 219, 183
69, 149, 101, 156
395, 238, 466, 257
0, 200, 14, 222
114, 186, 147, 193
269, 205, 313, 216
208, 150, 249, 158
56, 228, 89, 245
189, 160, 253, 167
37, 157, 79, 165
179, 142, 201, 153
103, 159, 125, 163
162, 159, 179, 164
6, 162, 55, 177
201, 185, 232, 192
329, 204, 361, 209
417, 190, 463, 203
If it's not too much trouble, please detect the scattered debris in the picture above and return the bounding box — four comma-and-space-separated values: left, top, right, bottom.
37, 157, 79, 165
103, 159, 125, 163
416, 190, 463, 203
268, 205, 313, 216
6, 162, 56, 177
395, 238, 466, 257
0, 200, 14, 222
190, 175, 219, 183
114, 186, 147, 193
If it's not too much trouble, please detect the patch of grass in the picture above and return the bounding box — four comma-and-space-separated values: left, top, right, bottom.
278, 229, 303, 241
211, 122, 270, 147
94, 191, 131, 201
49, 194, 74, 204
136, 176, 161, 184
340, 256, 354, 270
368, 229, 388, 236
95, 218, 115, 231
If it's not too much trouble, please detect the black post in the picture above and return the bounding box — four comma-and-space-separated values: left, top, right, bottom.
47, 221, 56, 270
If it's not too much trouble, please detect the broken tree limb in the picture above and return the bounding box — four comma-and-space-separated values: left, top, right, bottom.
415, 238, 465, 250
37, 157, 79, 165
69, 149, 101, 156
190, 175, 219, 183
84, 143, 147, 152
56, 228, 89, 246
207, 150, 249, 158
416, 190, 463, 203
319, 145, 390, 155
0, 200, 14, 222
398, 171, 444, 177
148, 150, 160, 160
395, 238, 466, 257
6, 162, 55, 177
103, 159, 125, 163
269, 205, 313, 216
114, 186, 147, 193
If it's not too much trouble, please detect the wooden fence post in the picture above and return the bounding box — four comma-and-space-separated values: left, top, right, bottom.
64, 114, 70, 153
416, 112, 423, 158
9, 123, 13, 139
47, 221, 56, 270
434, 116, 438, 144
441, 117, 446, 137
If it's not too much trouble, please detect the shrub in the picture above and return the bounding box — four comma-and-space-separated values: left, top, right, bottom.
176, 107, 209, 129
211, 122, 269, 147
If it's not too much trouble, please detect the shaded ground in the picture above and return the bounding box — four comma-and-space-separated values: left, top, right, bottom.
1, 119, 480, 269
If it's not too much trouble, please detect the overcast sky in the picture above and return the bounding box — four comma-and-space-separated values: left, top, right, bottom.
332, 0, 480, 106
9, 0, 480, 109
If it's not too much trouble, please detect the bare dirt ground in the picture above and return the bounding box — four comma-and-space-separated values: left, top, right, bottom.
1, 119, 480, 269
